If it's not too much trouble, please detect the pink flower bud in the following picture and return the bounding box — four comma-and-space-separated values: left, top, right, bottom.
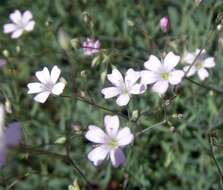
160, 16, 169, 32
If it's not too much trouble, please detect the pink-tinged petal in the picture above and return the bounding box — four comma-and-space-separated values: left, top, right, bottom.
107, 69, 124, 87
203, 57, 215, 68
144, 55, 162, 71
87, 145, 109, 166
0, 147, 6, 168
125, 69, 140, 86
152, 81, 169, 94
5, 122, 21, 147
168, 70, 184, 85
50, 66, 61, 83
141, 70, 159, 85
51, 82, 65, 95
104, 115, 119, 137
183, 65, 196, 76
198, 68, 209, 80
22, 10, 33, 23
24, 21, 35, 31
27, 82, 43, 94
110, 148, 125, 167
11, 29, 23, 39
101, 87, 120, 99
183, 52, 195, 64
117, 127, 134, 147
130, 83, 146, 94
164, 52, 180, 71
34, 91, 50, 103
3, 24, 16, 33
35, 67, 51, 84
9, 10, 22, 24
94, 40, 100, 49
85, 125, 108, 143
116, 94, 130, 106
0, 59, 7, 68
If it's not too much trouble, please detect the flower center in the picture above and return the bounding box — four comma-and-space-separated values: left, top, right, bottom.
43, 81, 54, 92
195, 62, 203, 69
161, 72, 169, 80
107, 138, 119, 149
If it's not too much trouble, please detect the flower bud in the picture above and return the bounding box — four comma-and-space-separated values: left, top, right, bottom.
160, 16, 169, 32
2, 50, 9, 57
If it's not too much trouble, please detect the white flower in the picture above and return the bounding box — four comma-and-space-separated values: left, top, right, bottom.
183, 49, 215, 80
141, 52, 184, 95
27, 66, 66, 103
85, 115, 134, 167
101, 69, 146, 106
3, 10, 35, 39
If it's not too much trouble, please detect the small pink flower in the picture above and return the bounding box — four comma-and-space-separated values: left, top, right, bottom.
82, 38, 100, 55
160, 16, 169, 32
85, 115, 134, 167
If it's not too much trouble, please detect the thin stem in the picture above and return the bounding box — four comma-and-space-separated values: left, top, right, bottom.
135, 120, 166, 137
61, 94, 129, 121
186, 77, 223, 94
208, 135, 223, 186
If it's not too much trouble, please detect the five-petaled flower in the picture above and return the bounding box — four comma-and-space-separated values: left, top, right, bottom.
0, 104, 21, 167
27, 65, 66, 103
101, 69, 146, 106
82, 38, 100, 55
183, 49, 215, 80
85, 115, 134, 167
3, 10, 35, 39
141, 52, 184, 95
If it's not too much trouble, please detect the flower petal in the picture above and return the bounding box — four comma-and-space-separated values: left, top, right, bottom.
203, 57, 215, 68
22, 10, 33, 23
107, 69, 124, 87
116, 94, 130, 106
27, 82, 43, 94
125, 69, 140, 86
183, 52, 195, 64
3, 24, 16, 33
144, 55, 162, 71
198, 68, 209, 80
164, 52, 180, 71
35, 67, 51, 84
85, 125, 108, 143
9, 10, 22, 24
34, 91, 50, 103
141, 70, 159, 85
101, 87, 120, 99
183, 65, 196, 77
50, 65, 61, 83
104, 115, 119, 137
130, 83, 146, 94
88, 145, 109, 166
110, 148, 126, 167
117, 127, 134, 146
24, 21, 35, 31
168, 70, 184, 85
11, 29, 23, 39
5, 122, 21, 147
152, 81, 169, 94
51, 82, 65, 95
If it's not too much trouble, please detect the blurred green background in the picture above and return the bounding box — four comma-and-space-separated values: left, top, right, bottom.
0, 0, 223, 189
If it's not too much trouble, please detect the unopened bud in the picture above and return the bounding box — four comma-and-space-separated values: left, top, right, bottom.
131, 110, 139, 121
160, 16, 169, 32
2, 50, 9, 57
